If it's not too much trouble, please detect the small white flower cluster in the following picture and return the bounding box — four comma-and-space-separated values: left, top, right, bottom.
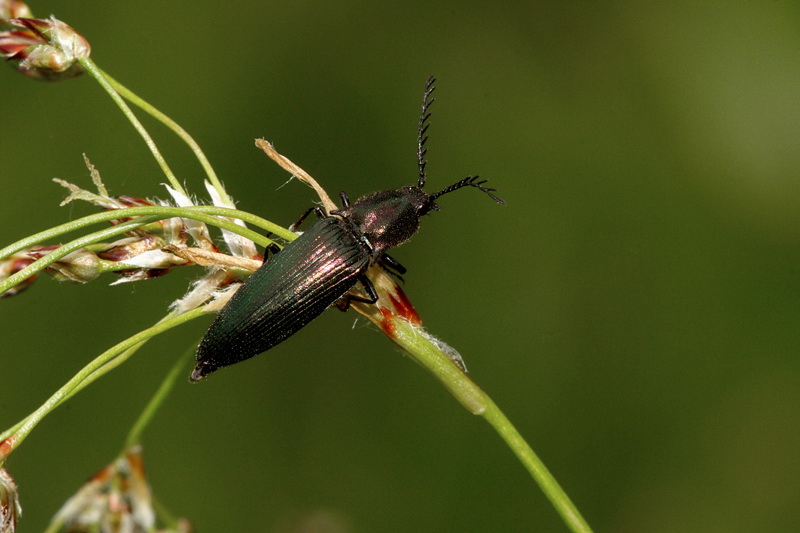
0, 467, 21, 533
0, 12, 90, 80
1, 157, 262, 317
51, 446, 192, 533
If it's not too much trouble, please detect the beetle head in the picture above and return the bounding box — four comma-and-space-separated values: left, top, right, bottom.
346, 178, 503, 257
346, 186, 432, 254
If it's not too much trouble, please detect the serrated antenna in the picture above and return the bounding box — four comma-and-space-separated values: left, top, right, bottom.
430, 175, 506, 205
417, 75, 436, 188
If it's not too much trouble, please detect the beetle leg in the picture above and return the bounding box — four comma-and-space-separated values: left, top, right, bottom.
380, 253, 407, 277
289, 206, 327, 232
357, 275, 379, 303
334, 275, 379, 311
264, 243, 281, 258
330, 192, 351, 217
252, 242, 281, 264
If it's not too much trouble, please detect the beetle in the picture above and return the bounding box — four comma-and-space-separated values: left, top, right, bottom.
190, 76, 504, 382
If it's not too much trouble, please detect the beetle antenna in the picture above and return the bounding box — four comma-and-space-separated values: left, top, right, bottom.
430, 175, 506, 205
417, 75, 436, 189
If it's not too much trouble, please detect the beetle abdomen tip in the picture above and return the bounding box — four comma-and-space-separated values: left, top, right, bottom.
189, 361, 214, 383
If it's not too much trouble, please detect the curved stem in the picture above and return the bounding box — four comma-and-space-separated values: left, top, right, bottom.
78, 58, 186, 195
123, 349, 191, 452
0, 205, 294, 263
0, 206, 300, 296
99, 69, 233, 206
480, 396, 592, 533
0, 308, 207, 462
43, 513, 63, 533
0, 311, 187, 445
0, 342, 149, 444
388, 318, 593, 533
0, 216, 160, 296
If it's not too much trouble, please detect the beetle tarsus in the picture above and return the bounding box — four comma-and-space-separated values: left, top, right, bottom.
265, 243, 281, 257
288, 207, 315, 232
333, 275, 379, 311
380, 253, 407, 278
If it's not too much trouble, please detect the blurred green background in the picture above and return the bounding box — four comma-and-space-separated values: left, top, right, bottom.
3, 1, 800, 531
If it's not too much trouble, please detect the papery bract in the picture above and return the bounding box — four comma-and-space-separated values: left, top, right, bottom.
0, 16, 89, 80
0, 468, 21, 533
51, 447, 154, 533
0, 0, 32, 23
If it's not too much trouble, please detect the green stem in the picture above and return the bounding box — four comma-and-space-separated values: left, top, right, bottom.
0, 312, 183, 445
152, 496, 181, 531
389, 319, 593, 533
123, 349, 191, 452
78, 58, 186, 195
0, 308, 207, 462
0, 205, 294, 262
0, 342, 149, 444
68, 336, 155, 402
0, 206, 299, 296
99, 69, 233, 207
0, 216, 159, 295
43, 512, 64, 533
480, 396, 592, 533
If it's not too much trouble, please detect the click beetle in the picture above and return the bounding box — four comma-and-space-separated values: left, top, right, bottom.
191, 76, 504, 381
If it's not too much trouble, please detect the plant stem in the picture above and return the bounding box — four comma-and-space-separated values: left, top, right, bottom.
0, 342, 149, 445
391, 319, 486, 413
0, 216, 159, 295
0, 205, 300, 296
123, 349, 191, 452
480, 396, 593, 533
42, 512, 64, 533
0, 312, 186, 446
0, 308, 207, 462
78, 58, 186, 195
388, 318, 593, 533
0, 205, 293, 263
99, 69, 234, 207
